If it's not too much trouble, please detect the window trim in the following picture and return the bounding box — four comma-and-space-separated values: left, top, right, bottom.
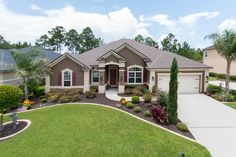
127, 65, 143, 84
91, 69, 100, 85
62, 68, 73, 87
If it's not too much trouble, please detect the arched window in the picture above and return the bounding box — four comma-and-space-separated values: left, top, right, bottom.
128, 65, 143, 84
62, 69, 72, 87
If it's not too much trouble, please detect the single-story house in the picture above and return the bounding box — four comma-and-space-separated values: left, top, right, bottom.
0, 47, 59, 85
45, 39, 211, 94
203, 45, 236, 75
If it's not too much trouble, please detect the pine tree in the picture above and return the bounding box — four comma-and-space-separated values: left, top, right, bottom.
168, 58, 178, 124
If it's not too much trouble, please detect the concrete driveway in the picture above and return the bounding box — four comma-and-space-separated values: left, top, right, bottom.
209, 80, 236, 90
178, 94, 236, 157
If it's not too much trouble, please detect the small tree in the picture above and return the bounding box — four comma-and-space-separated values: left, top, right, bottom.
168, 58, 178, 124
11, 48, 49, 100
0, 85, 23, 129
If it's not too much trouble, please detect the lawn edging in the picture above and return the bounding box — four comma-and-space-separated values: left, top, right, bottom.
0, 119, 31, 141
5, 103, 200, 144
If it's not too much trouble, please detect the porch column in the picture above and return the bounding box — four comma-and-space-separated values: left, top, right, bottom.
83, 70, 90, 93
98, 68, 106, 93
118, 69, 125, 93
148, 70, 155, 91
45, 74, 50, 93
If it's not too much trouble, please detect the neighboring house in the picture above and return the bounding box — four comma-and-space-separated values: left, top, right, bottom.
46, 39, 211, 94
203, 45, 236, 75
0, 47, 59, 85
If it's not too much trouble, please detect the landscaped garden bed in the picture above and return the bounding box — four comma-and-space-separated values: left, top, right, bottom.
0, 104, 210, 157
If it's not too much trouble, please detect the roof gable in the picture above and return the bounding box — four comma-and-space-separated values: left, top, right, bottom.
97, 50, 126, 62
46, 53, 89, 69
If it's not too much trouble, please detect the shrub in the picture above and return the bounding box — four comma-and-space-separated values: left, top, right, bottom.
211, 94, 223, 101
230, 75, 236, 81
124, 88, 133, 95
134, 106, 141, 113
144, 110, 151, 117
156, 90, 168, 107
152, 85, 158, 93
132, 88, 143, 96
207, 84, 222, 95
126, 102, 134, 109
59, 96, 72, 103
90, 86, 98, 93
41, 98, 47, 103
72, 94, 80, 102
209, 72, 217, 77
0, 85, 23, 113
229, 89, 236, 97
143, 93, 152, 103
151, 105, 168, 124
131, 96, 140, 104
28, 93, 34, 100
225, 94, 235, 102
85, 91, 96, 99
218, 73, 226, 79
48, 94, 59, 102
176, 122, 189, 132
35, 86, 45, 97
134, 85, 148, 94
39, 95, 45, 100
27, 79, 39, 95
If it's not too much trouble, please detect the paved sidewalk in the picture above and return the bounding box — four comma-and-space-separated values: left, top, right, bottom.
209, 81, 236, 90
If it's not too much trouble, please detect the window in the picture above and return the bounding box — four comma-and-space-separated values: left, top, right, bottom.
204, 51, 208, 58
62, 69, 72, 87
128, 66, 143, 83
92, 70, 99, 83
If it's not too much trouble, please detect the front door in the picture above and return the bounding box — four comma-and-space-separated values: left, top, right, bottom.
110, 69, 117, 86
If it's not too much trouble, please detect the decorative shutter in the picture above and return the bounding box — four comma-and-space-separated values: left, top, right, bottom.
143, 69, 147, 83
58, 73, 62, 86
124, 69, 127, 83
72, 72, 76, 86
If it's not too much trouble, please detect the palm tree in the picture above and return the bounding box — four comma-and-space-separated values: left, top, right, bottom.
11, 48, 50, 99
205, 30, 236, 93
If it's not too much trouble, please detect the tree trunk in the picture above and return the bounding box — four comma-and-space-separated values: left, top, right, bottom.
24, 82, 29, 100
225, 61, 231, 94
0, 110, 3, 130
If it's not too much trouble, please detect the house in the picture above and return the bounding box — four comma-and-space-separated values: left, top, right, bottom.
0, 47, 59, 85
45, 39, 211, 94
203, 45, 236, 75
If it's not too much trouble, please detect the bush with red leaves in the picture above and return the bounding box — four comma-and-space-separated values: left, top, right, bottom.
150, 105, 168, 124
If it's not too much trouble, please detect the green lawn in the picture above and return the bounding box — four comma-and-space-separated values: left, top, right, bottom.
0, 104, 210, 157
224, 102, 236, 110
208, 77, 218, 81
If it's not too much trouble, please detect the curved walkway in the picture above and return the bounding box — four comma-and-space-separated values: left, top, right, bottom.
105, 89, 144, 101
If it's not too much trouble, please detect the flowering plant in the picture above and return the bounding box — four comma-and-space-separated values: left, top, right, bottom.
120, 98, 128, 106
23, 100, 34, 109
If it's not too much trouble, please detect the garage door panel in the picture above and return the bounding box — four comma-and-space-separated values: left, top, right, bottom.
158, 74, 200, 94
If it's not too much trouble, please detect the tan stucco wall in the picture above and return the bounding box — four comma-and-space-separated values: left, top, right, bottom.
117, 47, 145, 67
0, 72, 22, 85
204, 49, 236, 75
50, 57, 84, 86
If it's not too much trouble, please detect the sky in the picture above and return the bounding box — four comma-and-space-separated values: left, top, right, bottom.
1, 0, 236, 49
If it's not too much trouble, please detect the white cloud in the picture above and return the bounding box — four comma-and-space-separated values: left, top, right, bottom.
30, 4, 42, 11
179, 12, 219, 27
218, 18, 236, 31
150, 14, 176, 27
0, 2, 150, 44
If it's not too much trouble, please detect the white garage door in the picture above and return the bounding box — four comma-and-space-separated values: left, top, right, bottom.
158, 74, 200, 94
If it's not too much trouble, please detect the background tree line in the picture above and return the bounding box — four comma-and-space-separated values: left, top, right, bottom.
0, 35, 30, 49
134, 33, 203, 61
35, 26, 103, 54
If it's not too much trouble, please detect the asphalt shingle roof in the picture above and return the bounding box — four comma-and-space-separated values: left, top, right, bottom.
71, 39, 210, 69
0, 47, 59, 71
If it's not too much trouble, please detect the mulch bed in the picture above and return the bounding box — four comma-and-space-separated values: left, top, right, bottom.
0, 121, 28, 138
8, 93, 194, 140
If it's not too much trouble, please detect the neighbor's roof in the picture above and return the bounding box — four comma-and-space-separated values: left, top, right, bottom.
0, 47, 59, 72
71, 39, 210, 69
204, 45, 215, 50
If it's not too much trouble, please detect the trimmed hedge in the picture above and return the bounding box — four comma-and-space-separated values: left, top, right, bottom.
207, 84, 222, 95
209, 72, 236, 81
176, 122, 189, 132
